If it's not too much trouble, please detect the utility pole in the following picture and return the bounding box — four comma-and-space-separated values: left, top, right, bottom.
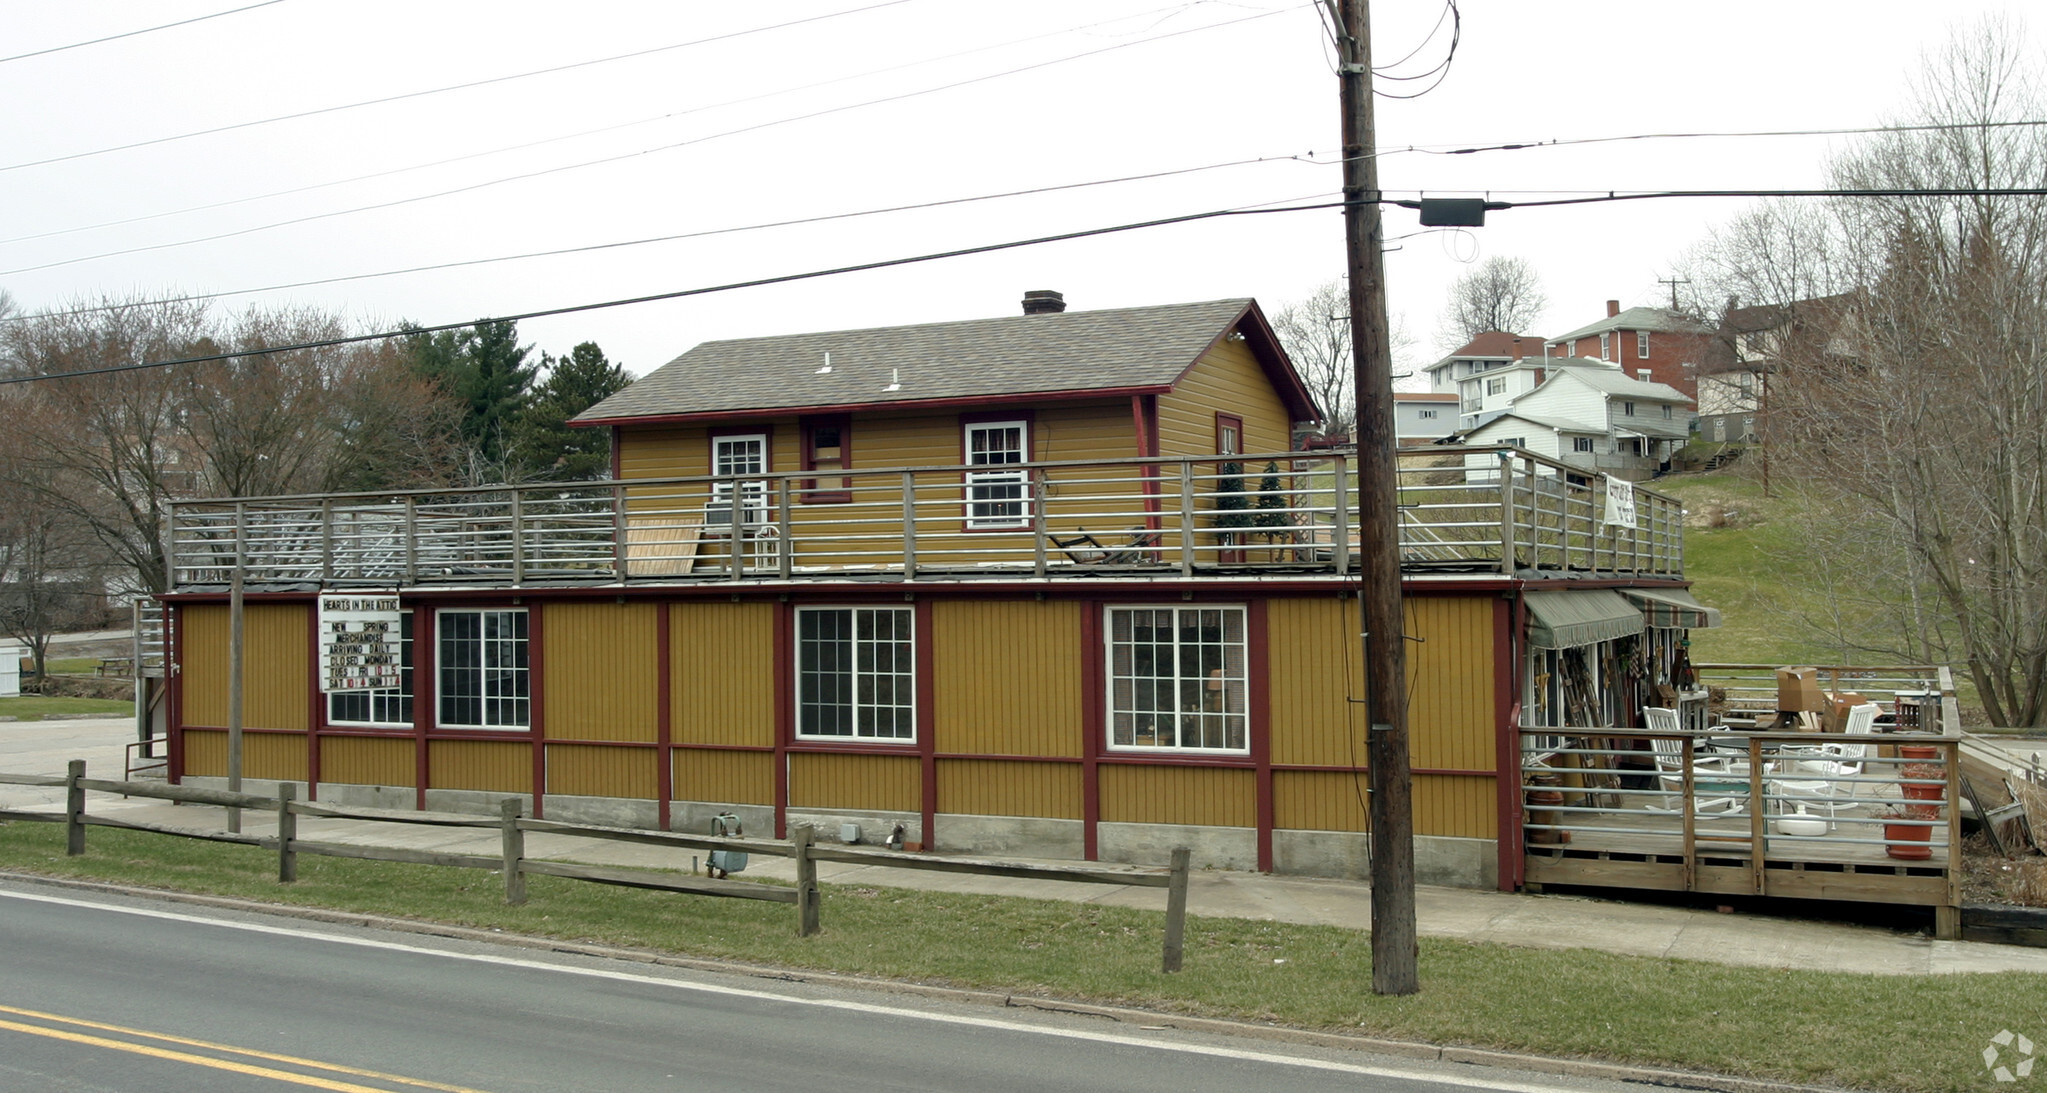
1659, 275, 1690, 311
1334, 0, 1417, 995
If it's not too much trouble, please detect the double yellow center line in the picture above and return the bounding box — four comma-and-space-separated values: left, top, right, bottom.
0, 1003, 497, 1093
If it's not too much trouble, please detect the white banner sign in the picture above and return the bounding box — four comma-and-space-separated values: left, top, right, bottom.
1601, 474, 1638, 530
319, 593, 402, 693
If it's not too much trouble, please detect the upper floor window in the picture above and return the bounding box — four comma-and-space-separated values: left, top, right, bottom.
1620, 401, 1636, 416
1637, 330, 1651, 358
1600, 333, 1612, 360
964, 419, 1029, 529
1661, 404, 1674, 420
329, 611, 413, 728
1215, 413, 1243, 456
1572, 436, 1595, 453
801, 416, 851, 504
438, 609, 528, 730
711, 432, 769, 527
1418, 409, 1437, 419
1105, 606, 1247, 754
796, 606, 915, 742
1485, 377, 1507, 396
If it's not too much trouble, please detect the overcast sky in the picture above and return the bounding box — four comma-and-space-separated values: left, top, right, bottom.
0, 1, 2029, 382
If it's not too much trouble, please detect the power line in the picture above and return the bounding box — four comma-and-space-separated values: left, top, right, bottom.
0, 1, 916, 175
1, 6, 1290, 278
1410, 118, 2047, 157
0, 1, 289, 65
1386, 187, 2047, 212
2, 154, 1321, 324
0, 1, 1213, 249
0, 200, 1342, 386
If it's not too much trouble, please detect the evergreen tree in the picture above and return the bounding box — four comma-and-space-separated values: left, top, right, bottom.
514, 342, 632, 480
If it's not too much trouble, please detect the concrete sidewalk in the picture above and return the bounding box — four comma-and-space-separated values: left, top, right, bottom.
6, 717, 2047, 978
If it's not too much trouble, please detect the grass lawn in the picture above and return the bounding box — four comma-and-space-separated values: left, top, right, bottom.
0, 695, 131, 720
0, 820, 2030, 1093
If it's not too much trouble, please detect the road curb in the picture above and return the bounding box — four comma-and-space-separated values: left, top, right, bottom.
0, 870, 1848, 1093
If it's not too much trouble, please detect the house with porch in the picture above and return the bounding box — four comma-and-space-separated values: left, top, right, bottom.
1459, 358, 1692, 482
148, 289, 1966, 923
1549, 301, 1715, 400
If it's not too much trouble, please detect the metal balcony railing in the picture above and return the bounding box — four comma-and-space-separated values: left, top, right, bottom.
163, 446, 1686, 589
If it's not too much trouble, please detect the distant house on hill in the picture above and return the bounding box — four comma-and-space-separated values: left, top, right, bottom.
1698, 293, 1861, 445
1459, 358, 1692, 481
1548, 301, 1715, 400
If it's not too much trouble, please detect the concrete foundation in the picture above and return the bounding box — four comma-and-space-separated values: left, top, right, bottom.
931, 814, 1085, 859
1272, 829, 1497, 889
1097, 821, 1258, 872
783, 806, 920, 847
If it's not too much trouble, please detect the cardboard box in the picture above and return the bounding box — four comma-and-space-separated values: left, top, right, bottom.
1776, 667, 1827, 713
1822, 692, 1867, 733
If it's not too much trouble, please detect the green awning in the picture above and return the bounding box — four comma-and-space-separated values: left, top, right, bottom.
1623, 587, 1723, 630
1523, 589, 1645, 650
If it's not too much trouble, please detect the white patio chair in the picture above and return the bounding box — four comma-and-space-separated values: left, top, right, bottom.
1644, 730, 1750, 816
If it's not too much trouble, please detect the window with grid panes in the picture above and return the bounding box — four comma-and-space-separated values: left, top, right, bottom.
328, 612, 413, 727
437, 609, 529, 729
1105, 606, 1247, 754
796, 607, 915, 741
964, 420, 1028, 528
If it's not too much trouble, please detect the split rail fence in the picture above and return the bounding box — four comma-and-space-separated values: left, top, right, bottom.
0, 763, 1194, 972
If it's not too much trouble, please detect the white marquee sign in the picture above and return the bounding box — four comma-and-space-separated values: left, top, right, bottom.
318, 593, 402, 693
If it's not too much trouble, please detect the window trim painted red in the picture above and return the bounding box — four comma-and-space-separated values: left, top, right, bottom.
799, 414, 852, 504
1214, 412, 1244, 457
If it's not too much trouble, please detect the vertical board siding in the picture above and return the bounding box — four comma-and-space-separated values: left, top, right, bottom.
319, 736, 417, 787
671, 748, 775, 806
427, 741, 533, 793
544, 602, 659, 742
243, 733, 309, 782
1154, 340, 1292, 456
546, 743, 658, 798
183, 729, 226, 777
931, 600, 1082, 758
670, 602, 776, 746
1273, 770, 1368, 831
1414, 773, 1498, 838
934, 759, 1082, 819
1098, 765, 1254, 826
789, 753, 920, 812
1266, 597, 1366, 768
179, 603, 311, 731
1403, 596, 1498, 773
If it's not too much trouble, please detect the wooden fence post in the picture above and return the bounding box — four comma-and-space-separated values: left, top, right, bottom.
65, 760, 85, 856
276, 782, 297, 882
500, 797, 527, 906
1161, 847, 1190, 973
792, 824, 819, 937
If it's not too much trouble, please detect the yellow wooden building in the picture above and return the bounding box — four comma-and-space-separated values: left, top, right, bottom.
158, 291, 1705, 890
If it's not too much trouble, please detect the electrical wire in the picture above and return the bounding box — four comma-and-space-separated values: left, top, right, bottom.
1, 6, 1291, 278
0, 1, 916, 175
0, 1, 289, 65
1373, 0, 1456, 99
0, 199, 1344, 385
0, 1, 1214, 249
1410, 118, 2047, 157
1388, 187, 2047, 211
2, 155, 1323, 325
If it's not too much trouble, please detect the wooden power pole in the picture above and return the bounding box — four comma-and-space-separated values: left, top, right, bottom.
1335, 0, 1418, 995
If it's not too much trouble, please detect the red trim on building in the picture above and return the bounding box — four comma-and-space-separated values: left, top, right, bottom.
1250, 600, 1273, 872
915, 598, 937, 851
574, 385, 1172, 429
306, 610, 322, 800
413, 605, 435, 811
1079, 601, 1102, 861
527, 603, 545, 819
608, 426, 621, 480
798, 414, 853, 504
656, 601, 673, 831
166, 603, 184, 783
772, 601, 792, 840
1502, 591, 1526, 890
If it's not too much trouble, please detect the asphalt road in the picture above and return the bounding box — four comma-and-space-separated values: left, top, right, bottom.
0, 881, 1642, 1093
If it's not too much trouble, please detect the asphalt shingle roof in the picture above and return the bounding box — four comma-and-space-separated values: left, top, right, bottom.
1551, 306, 1714, 343
575, 299, 1267, 423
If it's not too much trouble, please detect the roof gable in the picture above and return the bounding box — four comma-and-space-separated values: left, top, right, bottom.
575, 298, 1318, 425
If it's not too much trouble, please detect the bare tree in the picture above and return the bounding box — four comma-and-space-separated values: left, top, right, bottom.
1697, 18, 2047, 726
1438, 256, 1546, 347
1272, 278, 1414, 435
0, 298, 463, 593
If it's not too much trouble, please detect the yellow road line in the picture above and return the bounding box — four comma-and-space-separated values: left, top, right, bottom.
0, 1004, 497, 1093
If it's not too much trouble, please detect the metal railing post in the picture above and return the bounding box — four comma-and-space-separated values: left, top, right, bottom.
1177, 461, 1196, 577
900, 472, 918, 578
1497, 450, 1515, 575
510, 489, 525, 585
777, 478, 794, 579
1332, 458, 1351, 575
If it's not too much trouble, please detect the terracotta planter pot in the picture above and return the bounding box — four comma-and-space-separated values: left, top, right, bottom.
1884, 818, 1933, 860
1899, 745, 1945, 803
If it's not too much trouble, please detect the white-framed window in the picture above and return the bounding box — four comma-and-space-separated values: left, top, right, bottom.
1661, 404, 1674, 420
1418, 409, 1437, 419
1106, 605, 1248, 754
437, 608, 529, 730
796, 606, 915, 741
328, 611, 413, 728
1485, 377, 1506, 396
1620, 401, 1636, 416
964, 420, 1029, 529
1572, 436, 1594, 453
711, 432, 769, 528
1637, 330, 1651, 358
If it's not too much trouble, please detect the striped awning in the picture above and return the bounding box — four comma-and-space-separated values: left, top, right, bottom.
1523, 589, 1644, 650
1623, 587, 1723, 630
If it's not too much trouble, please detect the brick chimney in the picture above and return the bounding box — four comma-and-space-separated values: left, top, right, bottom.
1022, 290, 1066, 315
1607, 299, 1621, 318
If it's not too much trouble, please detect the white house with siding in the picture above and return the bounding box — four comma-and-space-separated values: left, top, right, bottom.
1460, 359, 1692, 481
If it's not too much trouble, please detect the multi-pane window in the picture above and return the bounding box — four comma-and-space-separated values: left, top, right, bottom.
801, 416, 850, 503
1637, 330, 1651, 358
796, 607, 915, 741
711, 433, 769, 526
1619, 401, 1636, 416
1600, 333, 1612, 360
1572, 436, 1595, 453
965, 420, 1029, 528
1485, 377, 1506, 395
438, 609, 529, 730
1106, 606, 1248, 753
328, 612, 413, 728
